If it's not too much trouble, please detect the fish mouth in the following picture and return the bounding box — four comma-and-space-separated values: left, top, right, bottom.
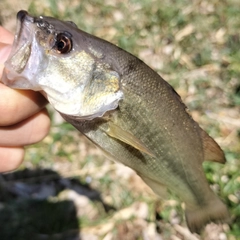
2, 11, 31, 75
7, 11, 34, 74
2, 10, 44, 90
14, 10, 34, 44
17, 10, 34, 23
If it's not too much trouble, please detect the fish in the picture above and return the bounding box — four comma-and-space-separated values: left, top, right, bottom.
2, 10, 230, 233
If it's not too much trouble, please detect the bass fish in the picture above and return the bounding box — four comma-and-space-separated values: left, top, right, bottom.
2, 10, 230, 233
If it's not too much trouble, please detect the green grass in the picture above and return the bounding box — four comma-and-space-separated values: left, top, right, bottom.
0, 0, 240, 239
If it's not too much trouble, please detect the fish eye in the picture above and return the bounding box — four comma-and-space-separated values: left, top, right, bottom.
54, 33, 72, 54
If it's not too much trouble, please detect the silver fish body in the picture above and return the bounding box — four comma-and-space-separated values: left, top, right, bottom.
2, 10, 230, 233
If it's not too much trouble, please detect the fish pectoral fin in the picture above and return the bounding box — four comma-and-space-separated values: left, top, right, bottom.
139, 175, 169, 199
200, 128, 226, 164
105, 121, 155, 157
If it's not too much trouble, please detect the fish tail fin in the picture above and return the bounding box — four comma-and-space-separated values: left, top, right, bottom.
185, 198, 230, 234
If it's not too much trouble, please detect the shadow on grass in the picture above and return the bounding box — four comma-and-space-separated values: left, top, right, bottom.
0, 168, 115, 240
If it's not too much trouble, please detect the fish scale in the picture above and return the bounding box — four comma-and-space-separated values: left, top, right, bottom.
2, 10, 230, 233
69, 85, 204, 196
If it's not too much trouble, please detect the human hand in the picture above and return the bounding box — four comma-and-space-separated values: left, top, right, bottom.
0, 26, 50, 172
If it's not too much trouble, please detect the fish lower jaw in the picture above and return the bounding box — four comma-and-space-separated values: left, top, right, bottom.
1, 69, 38, 90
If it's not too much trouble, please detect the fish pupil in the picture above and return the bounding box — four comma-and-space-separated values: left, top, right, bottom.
55, 33, 72, 54
57, 41, 65, 50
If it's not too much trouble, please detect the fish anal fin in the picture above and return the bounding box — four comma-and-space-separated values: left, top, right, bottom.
106, 121, 155, 157
185, 198, 230, 233
139, 175, 169, 199
200, 128, 226, 164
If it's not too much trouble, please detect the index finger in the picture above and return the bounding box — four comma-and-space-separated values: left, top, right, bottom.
0, 43, 12, 77
0, 27, 48, 126
0, 26, 14, 44
0, 83, 48, 126
0, 26, 13, 77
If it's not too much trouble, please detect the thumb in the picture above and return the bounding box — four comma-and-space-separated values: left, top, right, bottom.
0, 43, 12, 79
0, 26, 14, 44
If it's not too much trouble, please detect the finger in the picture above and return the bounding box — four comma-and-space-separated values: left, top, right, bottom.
0, 83, 48, 126
0, 43, 12, 77
0, 146, 24, 172
0, 108, 50, 147
0, 26, 14, 44
0, 43, 12, 62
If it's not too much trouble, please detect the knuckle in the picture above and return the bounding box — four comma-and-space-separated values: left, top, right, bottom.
29, 109, 51, 144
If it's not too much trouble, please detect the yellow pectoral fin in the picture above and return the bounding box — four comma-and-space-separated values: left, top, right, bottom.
106, 122, 155, 157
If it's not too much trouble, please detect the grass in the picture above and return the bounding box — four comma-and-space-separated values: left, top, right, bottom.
0, 0, 240, 239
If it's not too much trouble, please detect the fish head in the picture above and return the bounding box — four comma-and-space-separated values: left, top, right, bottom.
2, 10, 123, 119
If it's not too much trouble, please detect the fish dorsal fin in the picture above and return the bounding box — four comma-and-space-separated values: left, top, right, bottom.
200, 128, 226, 164
105, 121, 155, 157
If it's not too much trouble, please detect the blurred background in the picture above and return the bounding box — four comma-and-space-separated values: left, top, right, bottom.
0, 0, 240, 239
